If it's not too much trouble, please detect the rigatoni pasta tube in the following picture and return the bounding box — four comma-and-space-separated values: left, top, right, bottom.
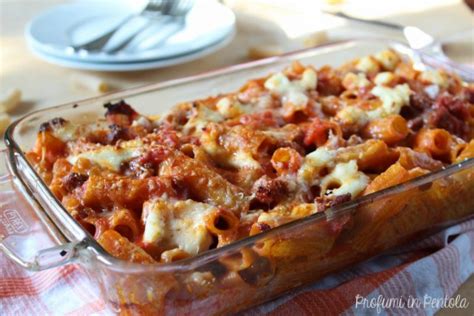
160, 248, 190, 263
304, 118, 343, 147
219, 248, 259, 271
271, 147, 302, 175
450, 143, 467, 163
336, 139, 399, 172
414, 128, 452, 160
108, 208, 140, 241
97, 230, 155, 264
363, 162, 409, 195
449, 137, 468, 163
396, 147, 443, 171
456, 140, 474, 162
159, 150, 249, 214
205, 208, 239, 235
81, 215, 109, 239
362, 114, 408, 145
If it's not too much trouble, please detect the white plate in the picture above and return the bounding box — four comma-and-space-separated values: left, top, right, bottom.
26, 0, 236, 63
30, 24, 235, 65
28, 30, 235, 71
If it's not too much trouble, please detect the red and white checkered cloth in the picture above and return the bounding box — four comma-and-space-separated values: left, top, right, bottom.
1, 219, 473, 315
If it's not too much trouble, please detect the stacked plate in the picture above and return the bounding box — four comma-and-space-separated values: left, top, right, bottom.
26, 0, 236, 71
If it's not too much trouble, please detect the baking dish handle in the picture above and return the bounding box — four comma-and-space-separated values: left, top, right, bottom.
0, 149, 85, 271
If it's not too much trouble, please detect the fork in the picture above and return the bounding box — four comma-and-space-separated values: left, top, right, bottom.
69, 0, 194, 53
323, 11, 436, 49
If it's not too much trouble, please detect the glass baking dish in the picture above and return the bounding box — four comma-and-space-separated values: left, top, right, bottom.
1, 39, 473, 315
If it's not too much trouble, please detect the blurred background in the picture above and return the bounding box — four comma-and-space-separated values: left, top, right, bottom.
0, 0, 472, 114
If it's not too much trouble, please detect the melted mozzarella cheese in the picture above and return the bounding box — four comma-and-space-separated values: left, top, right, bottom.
131, 116, 153, 129
284, 89, 308, 109
52, 120, 112, 142
298, 147, 336, 184
300, 68, 318, 90
373, 72, 395, 86
229, 150, 260, 169
321, 160, 369, 197
67, 144, 141, 171
264, 72, 290, 94
355, 56, 379, 73
216, 97, 251, 118
368, 83, 411, 119
306, 147, 336, 167
200, 126, 222, 156
183, 105, 224, 135
52, 121, 77, 142
143, 205, 166, 244
342, 72, 371, 90
374, 49, 400, 71
419, 70, 449, 88
336, 106, 369, 127
216, 97, 232, 116
264, 69, 317, 108
142, 199, 215, 255
201, 129, 260, 170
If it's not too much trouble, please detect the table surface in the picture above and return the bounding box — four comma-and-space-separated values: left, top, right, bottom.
0, 0, 473, 314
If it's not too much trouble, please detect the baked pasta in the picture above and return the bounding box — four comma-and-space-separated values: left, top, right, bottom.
26, 49, 474, 265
